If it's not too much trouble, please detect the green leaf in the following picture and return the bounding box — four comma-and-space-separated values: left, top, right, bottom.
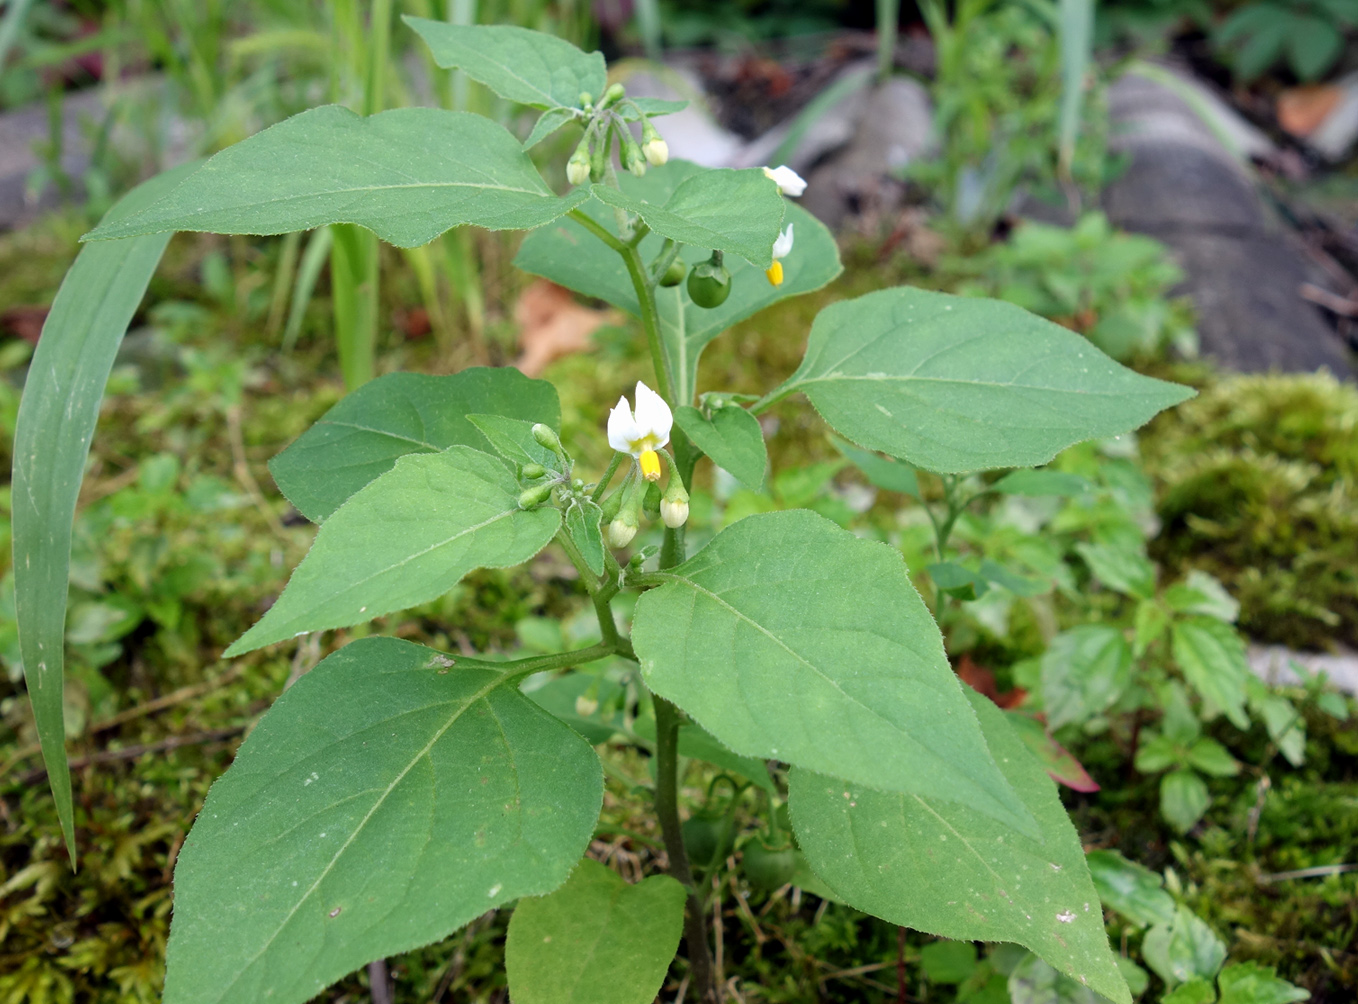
1171, 617, 1250, 730
1133, 599, 1169, 657
789, 691, 1130, 1004
565, 500, 606, 577
626, 97, 688, 117
1217, 962, 1311, 1004
467, 413, 559, 469
505, 859, 685, 1004
226, 447, 560, 656
1134, 732, 1182, 774
1163, 571, 1239, 624
1160, 768, 1211, 833
1287, 17, 1341, 81
920, 941, 979, 984
591, 167, 785, 268
1142, 906, 1226, 986
524, 669, 625, 745
979, 560, 1050, 598
674, 404, 767, 491
771, 287, 1193, 474
991, 469, 1091, 497
927, 561, 989, 601
1085, 849, 1175, 929
633, 510, 1036, 836
1164, 979, 1218, 1004
514, 161, 841, 404
832, 436, 920, 497
524, 107, 580, 150
1003, 712, 1100, 792
84, 107, 589, 248
1074, 542, 1155, 600
1040, 626, 1133, 731
403, 18, 605, 110
1007, 952, 1104, 1004
11, 162, 197, 861
1186, 738, 1239, 778
1246, 679, 1305, 768
164, 637, 602, 1004
1116, 957, 1150, 998
270, 368, 560, 523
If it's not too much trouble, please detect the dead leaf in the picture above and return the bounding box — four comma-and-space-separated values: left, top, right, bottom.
956, 654, 1027, 710
1278, 85, 1342, 138
513, 280, 617, 377
1, 305, 49, 344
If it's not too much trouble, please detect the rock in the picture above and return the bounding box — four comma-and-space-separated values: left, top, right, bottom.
1249, 644, 1358, 697
618, 66, 744, 168
731, 60, 875, 175
1281, 72, 1358, 161
798, 76, 935, 232
1102, 65, 1353, 375
0, 88, 104, 231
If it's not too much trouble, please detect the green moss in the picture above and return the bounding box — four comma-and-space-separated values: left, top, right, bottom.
1140, 371, 1358, 649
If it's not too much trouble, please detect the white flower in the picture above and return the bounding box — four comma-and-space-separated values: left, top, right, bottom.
763, 165, 806, 197
766, 224, 794, 286
607, 381, 672, 481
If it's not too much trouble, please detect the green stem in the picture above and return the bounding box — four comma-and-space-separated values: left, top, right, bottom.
621, 243, 676, 406
592, 453, 625, 503
497, 640, 619, 684
568, 208, 626, 253
749, 385, 795, 416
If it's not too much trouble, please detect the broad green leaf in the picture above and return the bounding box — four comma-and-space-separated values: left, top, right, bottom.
1117, 957, 1151, 998
12, 162, 197, 861
505, 859, 685, 1004
270, 368, 559, 523
403, 18, 605, 110
1007, 953, 1104, 1004
564, 500, 606, 577
1163, 570, 1239, 623
1171, 617, 1250, 730
524, 106, 580, 149
674, 404, 767, 491
991, 470, 1091, 497
1133, 599, 1169, 656
771, 287, 1193, 474
226, 447, 560, 655
1074, 542, 1156, 599
1133, 732, 1183, 774
164, 637, 603, 1004
1040, 626, 1133, 731
927, 561, 989, 601
1160, 768, 1210, 833
467, 413, 559, 469
1084, 849, 1175, 929
524, 669, 625, 745
514, 160, 841, 403
591, 167, 785, 267
1246, 679, 1305, 768
1217, 962, 1310, 1004
832, 435, 920, 497
84, 107, 589, 248
789, 691, 1130, 1004
633, 510, 1036, 837
1142, 906, 1226, 986
979, 559, 1049, 598
920, 941, 979, 984
1163, 980, 1217, 1004
1185, 738, 1239, 778
677, 723, 777, 796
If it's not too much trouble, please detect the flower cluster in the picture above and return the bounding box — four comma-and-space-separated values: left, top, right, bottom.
603, 382, 689, 545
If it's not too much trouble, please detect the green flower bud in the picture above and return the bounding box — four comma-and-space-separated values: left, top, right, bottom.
600, 82, 625, 108
578, 91, 594, 109
532, 423, 563, 453
621, 136, 647, 177
517, 484, 553, 509
643, 479, 662, 519
607, 512, 638, 548
566, 138, 591, 186
521, 463, 547, 480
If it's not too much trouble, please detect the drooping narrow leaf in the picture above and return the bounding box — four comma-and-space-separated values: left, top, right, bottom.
789, 690, 1131, 1004
12, 161, 198, 861
632, 509, 1036, 837
505, 859, 685, 1004
164, 637, 603, 1004
771, 287, 1194, 473
590, 167, 785, 268
269, 368, 559, 523
403, 18, 606, 111
83, 106, 590, 248
227, 447, 560, 656
674, 404, 767, 491
514, 161, 841, 404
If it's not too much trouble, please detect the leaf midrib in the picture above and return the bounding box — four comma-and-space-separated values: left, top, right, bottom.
213, 674, 507, 1004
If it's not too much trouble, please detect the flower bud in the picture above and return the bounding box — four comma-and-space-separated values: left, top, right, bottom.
567, 149, 591, 186
590, 127, 609, 182
574, 693, 599, 716
622, 136, 647, 177
532, 423, 563, 453
607, 514, 638, 548
521, 463, 547, 479
641, 120, 668, 166
578, 91, 594, 109
643, 479, 662, 519
661, 478, 689, 529
601, 82, 625, 108
518, 484, 553, 509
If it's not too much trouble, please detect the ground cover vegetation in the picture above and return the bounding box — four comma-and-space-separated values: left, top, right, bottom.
1, 2, 1355, 1004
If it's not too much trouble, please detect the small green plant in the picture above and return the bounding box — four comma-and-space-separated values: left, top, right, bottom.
1213, 0, 1357, 82
11, 21, 1202, 1004
946, 211, 1198, 361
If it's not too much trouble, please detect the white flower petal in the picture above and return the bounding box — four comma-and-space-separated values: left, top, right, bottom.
632, 381, 672, 447
607, 396, 638, 454
763, 165, 806, 197
772, 223, 794, 259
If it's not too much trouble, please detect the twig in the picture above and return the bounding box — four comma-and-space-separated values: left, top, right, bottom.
1257, 863, 1357, 884
1300, 282, 1358, 317
227, 403, 288, 540
368, 959, 393, 1004
897, 927, 908, 1004
14, 727, 247, 786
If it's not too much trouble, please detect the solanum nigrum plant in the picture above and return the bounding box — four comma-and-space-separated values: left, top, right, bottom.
11, 20, 1196, 1004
